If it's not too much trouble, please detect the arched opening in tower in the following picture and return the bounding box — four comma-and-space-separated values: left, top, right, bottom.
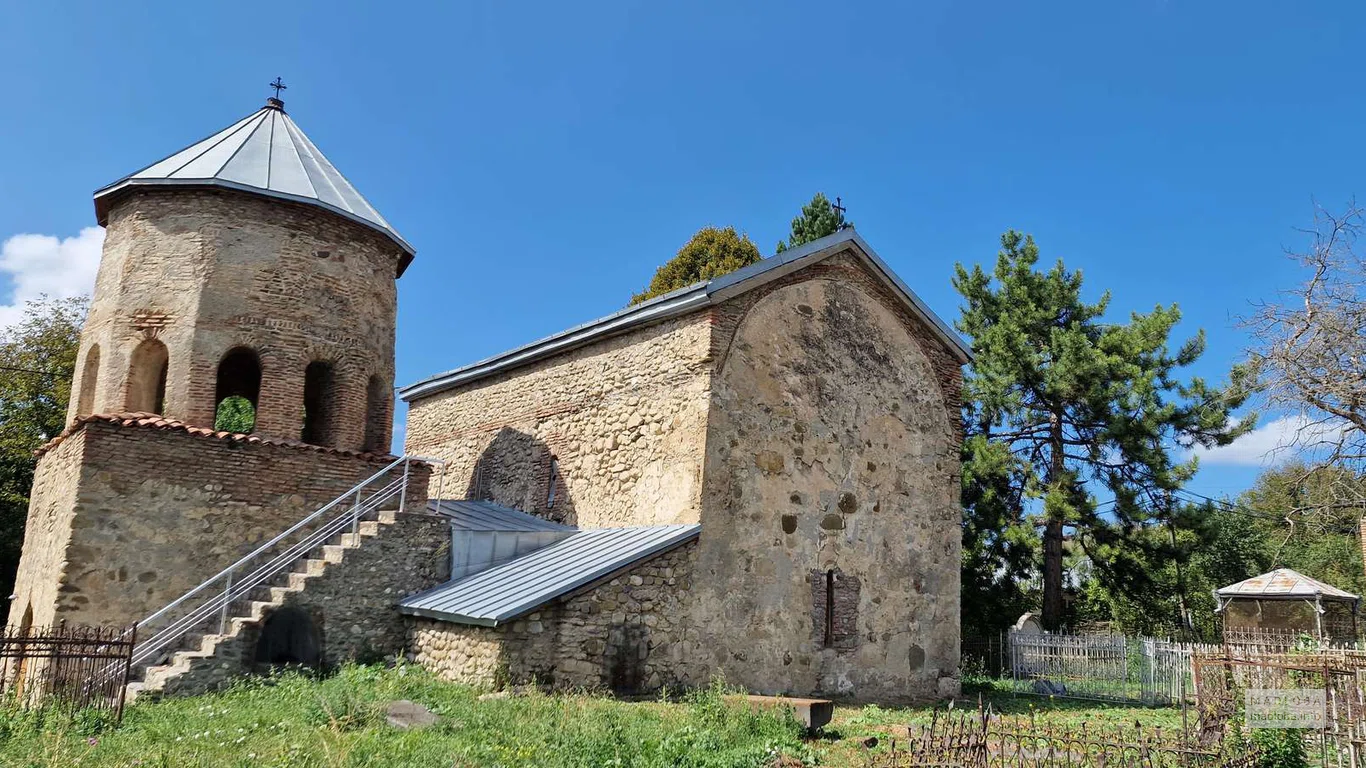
214, 347, 262, 433
362, 374, 389, 453
254, 606, 322, 670
125, 339, 169, 414
76, 344, 100, 416
301, 360, 338, 447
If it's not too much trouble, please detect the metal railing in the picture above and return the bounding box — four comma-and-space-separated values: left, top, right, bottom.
98, 455, 440, 683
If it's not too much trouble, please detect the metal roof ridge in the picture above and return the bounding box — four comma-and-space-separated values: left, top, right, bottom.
398, 229, 971, 402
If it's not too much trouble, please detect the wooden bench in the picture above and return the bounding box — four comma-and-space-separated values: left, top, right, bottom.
725, 694, 834, 732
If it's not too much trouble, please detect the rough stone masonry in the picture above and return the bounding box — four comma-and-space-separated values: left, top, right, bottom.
403, 243, 966, 702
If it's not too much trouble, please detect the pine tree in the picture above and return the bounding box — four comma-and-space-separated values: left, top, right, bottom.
955, 231, 1252, 630
776, 192, 851, 253
631, 226, 761, 305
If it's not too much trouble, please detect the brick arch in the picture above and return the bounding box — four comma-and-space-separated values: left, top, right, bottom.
362, 373, 391, 453
125, 338, 169, 414
75, 344, 100, 417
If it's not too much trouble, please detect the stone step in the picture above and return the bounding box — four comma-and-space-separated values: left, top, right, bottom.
125, 498, 409, 700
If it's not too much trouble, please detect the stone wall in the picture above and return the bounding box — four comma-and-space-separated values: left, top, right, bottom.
5, 431, 86, 629
408, 542, 700, 691
404, 315, 714, 528
6, 418, 430, 631
693, 255, 963, 702
155, 511, 450, 697
71, 188, 404, 451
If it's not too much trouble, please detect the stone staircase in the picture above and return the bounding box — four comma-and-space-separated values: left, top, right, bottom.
126, 509, 400, 701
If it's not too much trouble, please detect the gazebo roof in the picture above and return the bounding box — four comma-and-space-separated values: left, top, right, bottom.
1216, 568, 1358, 602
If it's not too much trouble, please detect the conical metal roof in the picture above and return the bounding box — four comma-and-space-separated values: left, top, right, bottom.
93, 99, 414, 273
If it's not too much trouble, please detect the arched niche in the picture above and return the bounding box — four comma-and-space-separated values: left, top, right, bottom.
214, 347, 262, 433
125, 339, 168, 414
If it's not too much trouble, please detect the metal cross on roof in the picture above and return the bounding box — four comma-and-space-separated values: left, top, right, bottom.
832, 196, 851, 229
269, 77, 287, 99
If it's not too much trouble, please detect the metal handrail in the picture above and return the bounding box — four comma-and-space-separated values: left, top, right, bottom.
81, 453, 448, 694
134, 454, 410, 632
128, 478, 405, 668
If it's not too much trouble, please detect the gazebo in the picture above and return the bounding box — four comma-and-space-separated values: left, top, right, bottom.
1214, 568, 1360, 642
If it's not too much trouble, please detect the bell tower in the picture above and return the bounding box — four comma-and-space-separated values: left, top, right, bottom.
68, 91, 415, 452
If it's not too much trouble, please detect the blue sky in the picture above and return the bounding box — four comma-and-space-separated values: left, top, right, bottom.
1, 1, 1361, 500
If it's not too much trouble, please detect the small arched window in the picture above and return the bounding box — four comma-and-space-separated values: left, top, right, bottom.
76, 344, 100, 416
301, 360, 337, 446
125, 339, 168, 414
546, 456, 559, 509
362, 374, 389, 452
215, 347, 262, 433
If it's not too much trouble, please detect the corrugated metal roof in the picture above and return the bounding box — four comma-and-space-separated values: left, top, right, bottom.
429, 499, 572, 532
398, 229, 971, 402
1217, 568, 1359, 601
93, 99, 414, 273
399, 524, 700, 625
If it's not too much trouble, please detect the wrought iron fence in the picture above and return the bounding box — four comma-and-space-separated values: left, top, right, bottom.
865, 704, 1262, 768
1001, 631, 1208, 706
0, 622, 135, 720
1193, 651, 1366, 767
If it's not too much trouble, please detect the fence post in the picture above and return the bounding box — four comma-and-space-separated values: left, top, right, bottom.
399, 457, 410, 516
219, 568, 233, 636
352, 485, 363, 535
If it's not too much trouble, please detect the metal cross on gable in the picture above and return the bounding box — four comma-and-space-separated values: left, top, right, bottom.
269, 77, 288, 99
832, 196, 851, 230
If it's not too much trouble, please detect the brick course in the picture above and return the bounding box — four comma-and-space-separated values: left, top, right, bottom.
69, 187, 403, 451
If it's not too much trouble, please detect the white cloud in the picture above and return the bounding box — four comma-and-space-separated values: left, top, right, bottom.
1192, 414, 1345, 467
0, 227, 104, 329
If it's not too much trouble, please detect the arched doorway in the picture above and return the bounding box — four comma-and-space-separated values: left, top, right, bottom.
254, 607, 322, 669
125, 339, 168, 414
214, 347, 261, 433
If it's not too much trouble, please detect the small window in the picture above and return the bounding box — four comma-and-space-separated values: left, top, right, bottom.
546, 457, 559, 508
315, 250, 331, 259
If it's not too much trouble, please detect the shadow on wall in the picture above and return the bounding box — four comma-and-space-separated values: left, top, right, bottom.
466, 427, 577, 526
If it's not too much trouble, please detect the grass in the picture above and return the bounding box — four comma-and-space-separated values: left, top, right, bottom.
0, 667, 1190, 768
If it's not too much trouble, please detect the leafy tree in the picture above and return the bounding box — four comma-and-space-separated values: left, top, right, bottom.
955, 231, 1251, 630
776, 193, 851, 253
0, 296, 86, 601
631, 226, 761, 305
214, 395, 256, 434
1237, 462, 1366, 596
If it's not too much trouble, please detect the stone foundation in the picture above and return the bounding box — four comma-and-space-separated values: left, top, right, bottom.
408, 542, 699, 692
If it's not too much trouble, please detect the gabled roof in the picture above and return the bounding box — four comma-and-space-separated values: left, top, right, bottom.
429, 499, 573, 533
1217, 568, 1359, 601
399, 229, 971, 402
398, 524, 699, 625
93, 99, 415, 275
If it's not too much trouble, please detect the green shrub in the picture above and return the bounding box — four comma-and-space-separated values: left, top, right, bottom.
1251, 728, 1309, 768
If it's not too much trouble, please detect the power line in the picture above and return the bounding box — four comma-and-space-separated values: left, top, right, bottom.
0, 364, 67, 378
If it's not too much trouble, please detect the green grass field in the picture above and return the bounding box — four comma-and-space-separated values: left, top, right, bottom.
0, 666, 1186, 768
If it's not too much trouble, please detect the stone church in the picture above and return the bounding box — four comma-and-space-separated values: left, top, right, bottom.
5, 93, 967, 703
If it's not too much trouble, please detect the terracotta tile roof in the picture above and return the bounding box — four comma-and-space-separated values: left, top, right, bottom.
35, 412, 396, 460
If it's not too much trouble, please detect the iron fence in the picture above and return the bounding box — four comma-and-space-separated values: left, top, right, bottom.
0, 622, 135, 720
865, 704, 1262, 768
1000, 631, 1209, 706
